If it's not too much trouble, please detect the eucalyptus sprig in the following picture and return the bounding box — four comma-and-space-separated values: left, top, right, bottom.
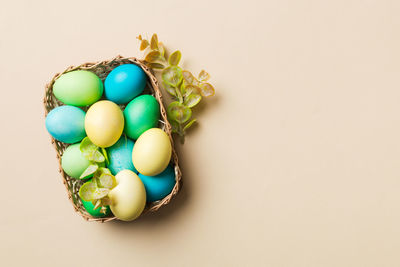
78, 137, 116, 214
137, 34, 216, 143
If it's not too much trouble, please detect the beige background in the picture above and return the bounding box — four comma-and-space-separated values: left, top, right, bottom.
1, 0, 400, 266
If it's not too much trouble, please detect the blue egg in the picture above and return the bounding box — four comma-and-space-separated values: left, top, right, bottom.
106, 136, 137, 175
104, 64, 147, 104
45, 105, 86, 143
138, 165, 176, 202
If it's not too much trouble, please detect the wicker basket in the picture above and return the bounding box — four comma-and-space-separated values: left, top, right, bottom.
43, 55, 182, 222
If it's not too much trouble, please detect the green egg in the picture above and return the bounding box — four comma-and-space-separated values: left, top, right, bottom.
81, 199, 111, 218
53, 70, 103, 106
61, 143, 104, 179
124, 95, 160, 139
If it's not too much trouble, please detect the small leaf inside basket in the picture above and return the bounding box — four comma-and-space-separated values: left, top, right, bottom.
80, 137, 105, 163
80, 164, 98, 179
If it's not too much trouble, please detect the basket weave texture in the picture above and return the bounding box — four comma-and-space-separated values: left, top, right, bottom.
43, 56, 182, 222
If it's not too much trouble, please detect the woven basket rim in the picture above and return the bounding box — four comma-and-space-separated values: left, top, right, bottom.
43, 55, 182, 222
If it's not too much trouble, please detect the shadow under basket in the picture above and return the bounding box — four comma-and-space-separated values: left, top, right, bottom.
43, 55, 182, 222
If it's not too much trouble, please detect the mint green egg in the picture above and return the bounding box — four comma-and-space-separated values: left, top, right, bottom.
124, 95, 160, 139
61, 143, 92, 179
53, 70, 103, 106
81, 199, 111, 217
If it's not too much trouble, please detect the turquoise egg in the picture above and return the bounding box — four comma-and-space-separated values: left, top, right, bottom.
81, 199, 111, 218
104, 64, 147, 104
45, 105, 86, 143
106, 136, 137, 175
138, 165, 176, 202
124, 95, 160, 140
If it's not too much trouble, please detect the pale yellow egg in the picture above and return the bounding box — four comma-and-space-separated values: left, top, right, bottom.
108, 170, 146, 221
132, 128, 172, 176
84, 100, 124, 147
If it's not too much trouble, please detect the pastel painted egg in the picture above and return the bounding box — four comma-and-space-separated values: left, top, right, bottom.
108, 170, 146, 221
132, 128, 172, 176
53, 70, 103, 106
104, 64, 147, 104
45, 105, 86, 143
124, 95, 160, 140
81, 199, 111, 218
61, 143, 91, 179
139, 165, 176, 202
107, 136, 137, 175
85, 100, 124, 148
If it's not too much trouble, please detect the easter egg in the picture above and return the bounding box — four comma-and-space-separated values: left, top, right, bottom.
132, 128, 172, 176
107, 136, 137, 175
124, 95, 160, 140
85, 100, 124, 148
81, 199, 111, 218
139, 165, 176, 202
45, 105, 86, 143
61, 143, 91, 179
104, 64, 147, 104
108, 170, 146, 221
53, 70, 103, 106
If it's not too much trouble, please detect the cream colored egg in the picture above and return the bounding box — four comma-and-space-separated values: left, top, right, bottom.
85, 100, 124, 147
108, 170, 146, 221
132, 128, 172, 176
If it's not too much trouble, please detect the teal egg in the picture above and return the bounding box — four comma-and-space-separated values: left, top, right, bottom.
106, 136, 137, 175
45, 105, 86, 143
104, 64, 147, 104
81, 199, 111, 217
61, 143, 91, 179
123, 95, 160, 139
53, 70, 103, 106
138, 165, 176, 202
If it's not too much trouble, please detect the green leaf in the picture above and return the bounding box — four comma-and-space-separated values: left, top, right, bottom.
79, 164, 99, 179
80, 138, 105, 163
97, 167, 111, 175
168, 50, 181, 66
150, 34, 158, 50
92, 187, 110, 199
182, 70, 199, 86
162, 66, 183, 87
163, 81, 177, 96
98, 173, 117, 189
184, 94, 202, 108
170, 120, 179, 133
93, 199, 102, 210
183, 85, 201, 98
199, 83, 215, 97
183, 119, 197, 131
158, 42, 165, 57
198, 70, 210, 81
140, 39, 149, 51
79, 181, 97, 201
145, 51, 160, 62
101, 147, 109, 165
167, 101, 192, 124
148, 62, 165, 69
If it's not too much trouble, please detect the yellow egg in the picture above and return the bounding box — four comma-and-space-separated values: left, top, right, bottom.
85, 100, 124, 147
108, 170, 146, 221
132, 128, 172, 176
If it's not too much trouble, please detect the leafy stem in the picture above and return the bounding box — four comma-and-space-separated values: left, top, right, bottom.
78, 137, 116, 214
138, 34, 216, 144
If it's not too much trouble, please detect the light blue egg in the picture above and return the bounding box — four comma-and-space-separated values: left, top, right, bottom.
45, 105, 86, 143
106, 136, 137, 175
104, 64, 147, 104
138, 165, 176, 202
